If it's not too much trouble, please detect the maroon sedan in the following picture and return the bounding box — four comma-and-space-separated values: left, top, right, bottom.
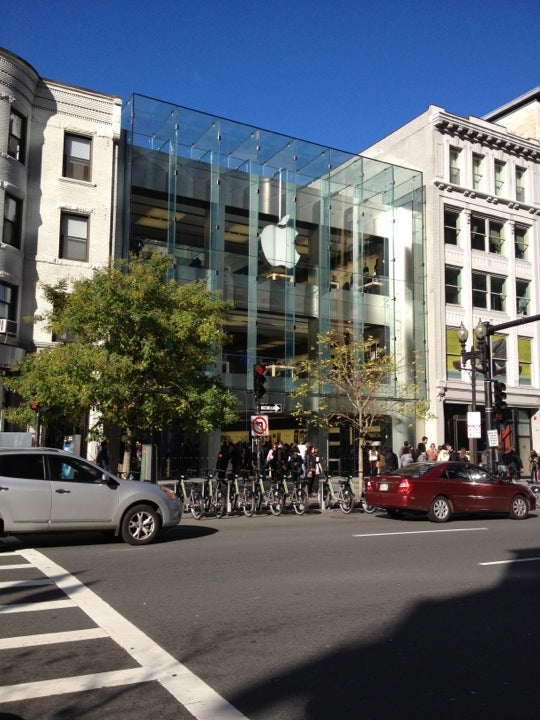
365, 462, 536, 522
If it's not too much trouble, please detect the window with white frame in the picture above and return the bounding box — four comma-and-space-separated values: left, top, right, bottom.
444, 207, 460, 245
518, 336, 532, 386
472, 272, 506, 311
471, 214, 504, 254
60, 213, 89, 261
488, 220, 504, 254
445, 266, 461, 305
472, 153, 484, 190
494, 160, 505, 196
8, 109, 26, 164
63, 134, 91, 182
471, 216, 486, 251
516, 279, 530, 316
3, 193, 22, 249
446, 327, 462, 380
0, 282, 17, 324
491, 333, 507, 380
515, 166, 526, 202
514, 225, 528, 259
449, 147, 461, 184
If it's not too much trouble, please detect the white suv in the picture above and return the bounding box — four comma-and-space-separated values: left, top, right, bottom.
0, 448, 182, 545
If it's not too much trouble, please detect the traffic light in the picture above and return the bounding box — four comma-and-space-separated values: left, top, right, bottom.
31, 400, 39, 412
253, 364, 267, 399
493, 381, 508, 422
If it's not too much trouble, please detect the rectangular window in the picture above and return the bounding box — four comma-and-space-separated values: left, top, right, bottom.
446, 327, 462, 380
471, 214, 504, 254
472, 153, 484, 190
518, 336, 532, 386
515, 166, 526, 202
449, 147, 461, 184
471, 216, 486, 251
0, 282, 17, 325
516, 280, 530, 316
444, 208, 460, 245
60, 213, 88, 261
514, 225, 528, 259
8, 109, 26, 164
488, 221, 504, 254
490, 275, 506, 312
63, 134, 91, 181
491, 333, 507, 380
445, 266, 461, 305
472, 272, 487, 308
494, 160, 505, 196
472, 272, 506, 311
3, 193, 22, 249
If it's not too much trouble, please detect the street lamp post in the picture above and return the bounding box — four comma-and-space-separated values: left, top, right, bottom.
457, 321, 496, 473
457, 322, 483, 465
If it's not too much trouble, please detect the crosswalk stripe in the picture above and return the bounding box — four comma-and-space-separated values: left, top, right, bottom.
0, 627, 108, 649
0, 598, 76, 613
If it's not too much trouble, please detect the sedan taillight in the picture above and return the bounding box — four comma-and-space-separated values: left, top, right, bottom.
398, 478, 412, 494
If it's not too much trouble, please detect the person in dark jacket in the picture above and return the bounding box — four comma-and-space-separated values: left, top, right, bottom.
384, 447, 399, 472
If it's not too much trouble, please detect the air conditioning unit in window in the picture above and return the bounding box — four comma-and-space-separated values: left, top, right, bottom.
0, 319, 8, 334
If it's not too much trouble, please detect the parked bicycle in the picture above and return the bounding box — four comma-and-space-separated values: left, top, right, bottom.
323, 474, 356, 514
267, 470, 289, 516
176, 474, 205, 520
289, 475, 309, 515
322, 474, 377, 514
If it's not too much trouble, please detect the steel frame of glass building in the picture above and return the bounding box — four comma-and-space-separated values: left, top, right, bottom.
121, 94, 425, 473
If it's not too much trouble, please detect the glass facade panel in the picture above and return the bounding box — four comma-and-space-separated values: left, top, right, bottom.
121, 94, 425, 452
446, 327, 461, 380
518, 337, 532, 386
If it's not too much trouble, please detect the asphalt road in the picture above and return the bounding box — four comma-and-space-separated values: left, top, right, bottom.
1, 507, 540, 719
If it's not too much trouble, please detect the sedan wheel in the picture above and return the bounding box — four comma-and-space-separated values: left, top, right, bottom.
121, 504, 160, 545
428, 495, 452, 523
509, 494, 529, 519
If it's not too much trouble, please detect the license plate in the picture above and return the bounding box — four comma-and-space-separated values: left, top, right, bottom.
379, 482, 389, 491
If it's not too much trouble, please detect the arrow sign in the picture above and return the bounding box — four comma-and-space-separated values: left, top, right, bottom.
260, 403, 282, 412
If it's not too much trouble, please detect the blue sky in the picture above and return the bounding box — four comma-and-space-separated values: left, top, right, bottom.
4, 0, 540, 152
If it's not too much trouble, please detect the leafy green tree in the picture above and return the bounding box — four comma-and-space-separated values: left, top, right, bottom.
4, 252, 238, 467
291, 329, 431, 491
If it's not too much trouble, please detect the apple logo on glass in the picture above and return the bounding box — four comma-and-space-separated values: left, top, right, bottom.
260, 215, 300, 269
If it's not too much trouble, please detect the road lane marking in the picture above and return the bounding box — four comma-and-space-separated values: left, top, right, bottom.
353, 527, 489, 537
0, 549, 249, 720
480, 557, 540, 566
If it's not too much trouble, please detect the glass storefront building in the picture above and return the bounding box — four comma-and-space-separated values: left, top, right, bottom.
121, 94, 425, 472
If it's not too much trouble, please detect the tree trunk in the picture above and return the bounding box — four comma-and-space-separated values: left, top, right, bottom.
122, 428, 133, 478
357, 435, 365, 496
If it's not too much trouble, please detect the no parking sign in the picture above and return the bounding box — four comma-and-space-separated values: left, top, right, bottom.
251, 415, 269, 437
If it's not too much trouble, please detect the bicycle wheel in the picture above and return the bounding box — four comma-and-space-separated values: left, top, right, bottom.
292, 488, 308, 515
339, 491, 355, 514
269, 489, 284, 516
215, 492, 226, 518
190, 492, 204, 520
362, 498, 377, 514
242, 489, 256, 517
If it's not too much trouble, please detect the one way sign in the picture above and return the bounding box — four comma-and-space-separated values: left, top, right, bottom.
260, 403, 282, 412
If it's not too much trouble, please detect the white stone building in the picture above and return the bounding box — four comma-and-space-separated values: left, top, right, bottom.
0, 47, 121, 432
364, 99, 540, 465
